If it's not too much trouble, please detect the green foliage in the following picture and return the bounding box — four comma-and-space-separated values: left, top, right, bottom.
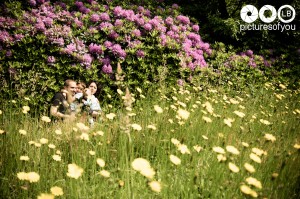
0, 34, 98, 113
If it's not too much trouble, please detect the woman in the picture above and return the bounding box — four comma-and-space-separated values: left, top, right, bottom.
85, 81, 101, 124
88, 81, 98, 95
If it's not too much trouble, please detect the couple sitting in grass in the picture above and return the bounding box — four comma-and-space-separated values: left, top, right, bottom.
50, 79, 101, 126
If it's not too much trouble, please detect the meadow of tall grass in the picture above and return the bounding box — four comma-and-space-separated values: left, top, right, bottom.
1, 80, 299, 199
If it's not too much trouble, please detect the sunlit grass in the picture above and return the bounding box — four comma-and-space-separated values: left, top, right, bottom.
1, 81, 300, 198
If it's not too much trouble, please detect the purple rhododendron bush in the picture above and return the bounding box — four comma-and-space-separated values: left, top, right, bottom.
0, 0, 212, 109
0, 0, 284, 111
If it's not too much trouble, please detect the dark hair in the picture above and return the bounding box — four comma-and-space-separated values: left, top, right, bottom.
88, 81, 101, 96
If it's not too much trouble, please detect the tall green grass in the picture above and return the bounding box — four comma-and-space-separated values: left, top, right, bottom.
1, 81, 299, 198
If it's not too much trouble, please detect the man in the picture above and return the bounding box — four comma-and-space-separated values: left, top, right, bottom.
50, 79, 77, 119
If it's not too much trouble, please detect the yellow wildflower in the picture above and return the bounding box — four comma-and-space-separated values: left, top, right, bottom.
202, 116, 212, 123
19, 129, 27, 135
17, 172, 28, 180
177, 144, 191, 154
169, 155, 181, 165
294, 143, 300, 149
193, 145, 203, 153
148, 181, 162, 193
50, 186, 63, 196
99, 170, 110, 178
229, 98, 239, 104
55, 129, 62, 135
240, 185, 258, 198
132, 158, 151, 171
131, 123, 142, 131
106, 113, 116, 120
154, 105, 163, 113
259, 119, 271, 125
217, 154, 227, 162
171, 138, 180, 145
177, 109, 190, 120
41, 116, 51, 123
97, 158, 105, 167
67, 164, 84, 179
76, 123, 89, 131
147, 124, 157, 130
27, 172, 40, 183
264, 133, 276, 142
52, 155, 61, 161
250, 153, 262, 164
203, 101, 214, 114
48, 144, 56, 149
246, 177, 262, 189
233, 110, 245, 118
213, 146, 225, 154
224, 118, 235, 127
40, 138, 49, 144
226, 145, 240, 155
139, 167, 156, 179
252, 148, 266, 156
244, 163, 256, 173
80, 133, 89, 141
37, 193, 55, 199
20, 156, 30, 161
228, 162, 240, 173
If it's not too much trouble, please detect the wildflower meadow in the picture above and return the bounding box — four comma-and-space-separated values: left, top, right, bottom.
1, 0, 299, 199
1, 78, 300, 198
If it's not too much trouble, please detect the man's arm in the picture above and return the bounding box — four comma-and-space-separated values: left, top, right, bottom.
50, 106, 70, 119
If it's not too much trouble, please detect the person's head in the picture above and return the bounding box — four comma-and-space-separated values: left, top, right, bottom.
64, 79, 77, 96
76, 81, 86, 94
88, 81, 97, 95
83, 88, 92, 97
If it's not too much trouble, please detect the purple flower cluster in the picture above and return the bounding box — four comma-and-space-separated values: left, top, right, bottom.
104, 41, 113, 48
78, 53, 93, 68
136, 49, 145, 58
111, 44, 126, 59
225, 50, 275, 69
143, 23, 152, 31
114, 19, 123, 27
89, 43, 103, 55
0, 30, 13, 44
35, 21, 46, 32
62, 43, 76, 54
99, 13, 110, 21
132, 29, 141, 37
108, 31, 119, 39
90, 14, 100, 22
51, 38, 64, 46
102, 64, 113, 74
176, 15, 190, 25
47, 56, 56, 63
14, 34, 24, 41
29, 0, 37, 6
99, 22, 113, 30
